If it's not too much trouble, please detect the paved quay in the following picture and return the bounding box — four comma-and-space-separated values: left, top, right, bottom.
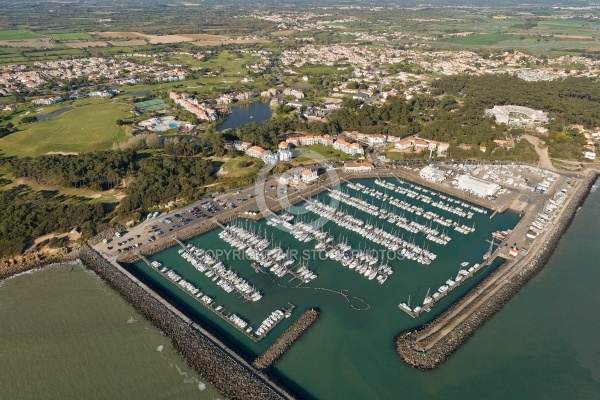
396, 171, 599, 370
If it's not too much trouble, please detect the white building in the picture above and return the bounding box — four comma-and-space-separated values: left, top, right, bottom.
262, 152, 279, 165
278, 148, 293, 162
485, 105, 549, 127
583, 151, 596, 160
301, 168, 318, 183
343, 162, 374, 173
457, 175, 500, 197
419, 165, 446, 183
333, 139, 364, 155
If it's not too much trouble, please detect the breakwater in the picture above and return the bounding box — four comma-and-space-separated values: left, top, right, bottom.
253, 309, 321, 369
396, 171, 599, 370
77, 245, 295, 400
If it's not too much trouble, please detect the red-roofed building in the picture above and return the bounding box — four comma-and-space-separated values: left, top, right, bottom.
343, 162, 374, 173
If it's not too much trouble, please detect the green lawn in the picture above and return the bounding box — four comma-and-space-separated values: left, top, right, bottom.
296, 144, 352, 161
446, 33, 518, 45
298, 66, 340, 75
0, 102, 131, 157
49, 32, 92, 40
218, 156, 261, 178
0, 30, 45, 41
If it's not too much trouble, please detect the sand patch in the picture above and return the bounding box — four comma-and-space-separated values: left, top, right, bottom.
45, 151, 79, 155
0, 38, 54, 48
145, 34, 195, 44
108, 39, 147, 46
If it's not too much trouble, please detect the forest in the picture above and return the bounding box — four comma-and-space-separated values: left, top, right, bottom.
0, 185, 107, 257
430, 74, 600, 128
117, 156, 215, 217
9, 151, 135, 190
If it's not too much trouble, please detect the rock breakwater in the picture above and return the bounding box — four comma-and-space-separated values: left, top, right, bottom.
396, 172, 599, 370
77, 245, 294, 400
253, 309, 320, 369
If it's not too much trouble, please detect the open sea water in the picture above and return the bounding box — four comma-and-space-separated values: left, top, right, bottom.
0, 264, 223, 400
2, 178, 599, 399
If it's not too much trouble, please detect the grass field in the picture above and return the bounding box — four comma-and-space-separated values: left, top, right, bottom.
296, 144, 352, 162
446, 33, 517, 45
298, 66, 340, 75
0, 102, 131, 157
50, 32, 92, 40
217, 156, 261, 178
166, 51, 258, 76
0, 30, 45, 41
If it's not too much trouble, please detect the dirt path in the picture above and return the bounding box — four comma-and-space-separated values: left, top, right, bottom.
523, 134, 556, 171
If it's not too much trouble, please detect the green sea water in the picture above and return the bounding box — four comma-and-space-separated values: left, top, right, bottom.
0, 264, 224, 400
3, 177, 599, 400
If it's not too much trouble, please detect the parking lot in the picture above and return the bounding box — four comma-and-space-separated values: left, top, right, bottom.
94, 174, 287, 258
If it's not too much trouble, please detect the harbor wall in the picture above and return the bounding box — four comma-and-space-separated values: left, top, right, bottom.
395, 171, 599, 370
77, 245, 296, 400
253, 309, 321, 370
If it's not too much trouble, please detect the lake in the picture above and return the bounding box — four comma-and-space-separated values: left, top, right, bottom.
217, 102, 272, 131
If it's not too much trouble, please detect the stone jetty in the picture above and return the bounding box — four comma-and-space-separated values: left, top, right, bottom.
253, 309, 321, 369
396, 171, 599, 370
77, 245, 295, 400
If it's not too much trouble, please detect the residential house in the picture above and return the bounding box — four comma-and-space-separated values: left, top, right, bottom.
333, 139, 364, 155
301, 168, 318, 183
395, 137, 415, 150
247, 145, 268, 159
233, 141, 252, 152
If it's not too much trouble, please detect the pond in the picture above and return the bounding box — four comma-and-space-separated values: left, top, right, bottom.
36, 107, 71, 122
217, 101, 272, 132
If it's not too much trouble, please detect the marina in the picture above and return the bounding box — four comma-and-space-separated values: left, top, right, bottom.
124, 175, 520, 359
137, 252, 293, 342
84, 164, 595, 400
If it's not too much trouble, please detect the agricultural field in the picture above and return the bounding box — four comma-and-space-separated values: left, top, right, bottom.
0, 102, 131, 157
49, 32, 93, 40
0, 30, 45, 41
446, 33, 519, 46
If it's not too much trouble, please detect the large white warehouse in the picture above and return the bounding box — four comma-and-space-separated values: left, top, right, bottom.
457, 175, 500, 197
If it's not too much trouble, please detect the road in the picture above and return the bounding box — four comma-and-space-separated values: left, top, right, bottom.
523, 134, 556, 171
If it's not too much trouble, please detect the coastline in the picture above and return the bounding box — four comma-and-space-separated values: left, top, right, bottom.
3, 168, 596, 397
0, 249, 77, 281
76, 245, 296, 400
395, 171, 600, 370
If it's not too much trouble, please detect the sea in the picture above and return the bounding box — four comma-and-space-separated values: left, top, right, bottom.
0, 264, 224, 400
1, 177, 599, 399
